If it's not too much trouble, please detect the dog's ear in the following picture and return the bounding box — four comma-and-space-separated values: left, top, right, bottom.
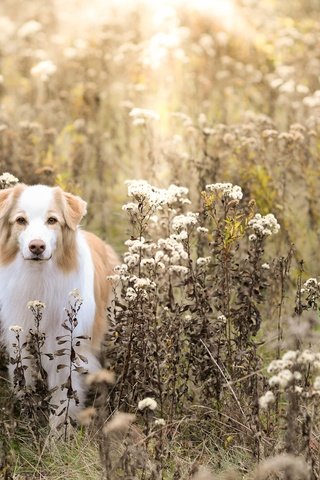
61, 190, 87, 231
0, 184, 25, 220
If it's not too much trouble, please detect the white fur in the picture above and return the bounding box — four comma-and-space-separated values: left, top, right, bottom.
16, 186, 59, 260
0, 186, 100, 422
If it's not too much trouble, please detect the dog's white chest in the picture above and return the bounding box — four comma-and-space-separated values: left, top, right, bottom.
0, 237, 95, 351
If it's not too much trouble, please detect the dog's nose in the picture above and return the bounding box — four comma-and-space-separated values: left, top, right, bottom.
29, 240, 46, 256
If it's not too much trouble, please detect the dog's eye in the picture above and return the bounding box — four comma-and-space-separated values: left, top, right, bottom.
16, 217, 27, 225
47, 217, 58, 225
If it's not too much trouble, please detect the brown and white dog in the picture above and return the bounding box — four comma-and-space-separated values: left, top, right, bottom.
0, 184, 118, 421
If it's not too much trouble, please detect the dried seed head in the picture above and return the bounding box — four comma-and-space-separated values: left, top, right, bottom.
85, 369, 115, 385
27, 300, 46, 310
254, 454, 309, 480
138, 397, 158, 411
103, 412, 136, 435
154, 418, 166, 426
78, 407, 97, 426
259, 391, 275, 409
9, 325, 23, 333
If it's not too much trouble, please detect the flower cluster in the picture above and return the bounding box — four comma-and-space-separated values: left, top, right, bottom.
157, 236, 188, 265
248, 213, 280, 236
259, 390, 275, 409
129, 107, 160, 126
205, 182, 243, 200
299, 277, 320, 310
0, 172, 19, 189
9, 325, 23, 333
125, 180, 189, 209
31, 59, 57, 82
138, 397, 158, 411
69, 288, 83, 302
17, 19, 42, 38
172, 212, 198, 232
265, 350, 320, 392
27, 300, 46, 310
302, 277, 319, 294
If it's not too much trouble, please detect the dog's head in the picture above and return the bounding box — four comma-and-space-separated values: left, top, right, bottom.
0, 184, 87, 271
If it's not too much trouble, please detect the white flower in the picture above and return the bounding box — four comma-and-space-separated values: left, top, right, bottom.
138, 397, 158, 411
169, 265, 189, 275
129, 108, 160, 122
69, 289, 83, 302
282, 351, 298, 362
261, 263, 270, 270
298, 350, 315, 365
269, 369, 293, 389
269, 375, 280, 387
31, 60, 57, 81
303, 278, 319, 294
196, 257, 211, 267
267, 359, 284, 373
125, 287, 137, 302
106, 274, 121, 283
0, 172, 19, 188
158, 237, 188, 263
122, 202, 138, 213
18, 20, 42, 38
259, 391, 275, 409
172, 212, 198, 231
248, 213, 280, 236
27, 300, 46, 310
123, 252, 140, 267
141, 258, 155, 267
218, 314, 227, 323
154, 418, 166, 426
9, 325, 23, 333
171, 230, 188, 241
293, 371, 302, 381
132, 118, 146, 126
197, 227, 209, 234
249, 234, 257, 242
125, 180, 189, 209
155, 251, 164, 263
132, 277, 155, 289
114, 264, 128, 275
205, 182, 243, 200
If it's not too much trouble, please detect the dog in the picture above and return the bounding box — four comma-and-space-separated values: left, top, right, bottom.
0, 183, 118, 423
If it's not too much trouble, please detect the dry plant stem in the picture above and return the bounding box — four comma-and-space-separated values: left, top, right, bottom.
200, 340, 245, 419
116, 312, 136, 410
28, 305, 47, 384
12, 332, 26, 390
152, 300, 164, 416
221, 247, 232, 358
294, 260, 304, 350
60, 298, 82, 440
276, 256, 289, 359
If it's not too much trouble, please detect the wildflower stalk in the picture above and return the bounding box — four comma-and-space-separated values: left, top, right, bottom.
57, 291, 85, 439
27, 301, 47, 384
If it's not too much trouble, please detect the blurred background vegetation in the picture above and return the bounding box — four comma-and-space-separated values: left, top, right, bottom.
0, 0, 320, 272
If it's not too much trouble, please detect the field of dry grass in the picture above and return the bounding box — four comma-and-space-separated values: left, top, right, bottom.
1, 0, 320, 478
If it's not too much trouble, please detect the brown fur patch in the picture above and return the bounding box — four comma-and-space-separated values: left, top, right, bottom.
51, 188, 81, 273
0, 184, 26, 265
84, 231, 119, 347
53, 187, 87, 231
55, 225, 79, 273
